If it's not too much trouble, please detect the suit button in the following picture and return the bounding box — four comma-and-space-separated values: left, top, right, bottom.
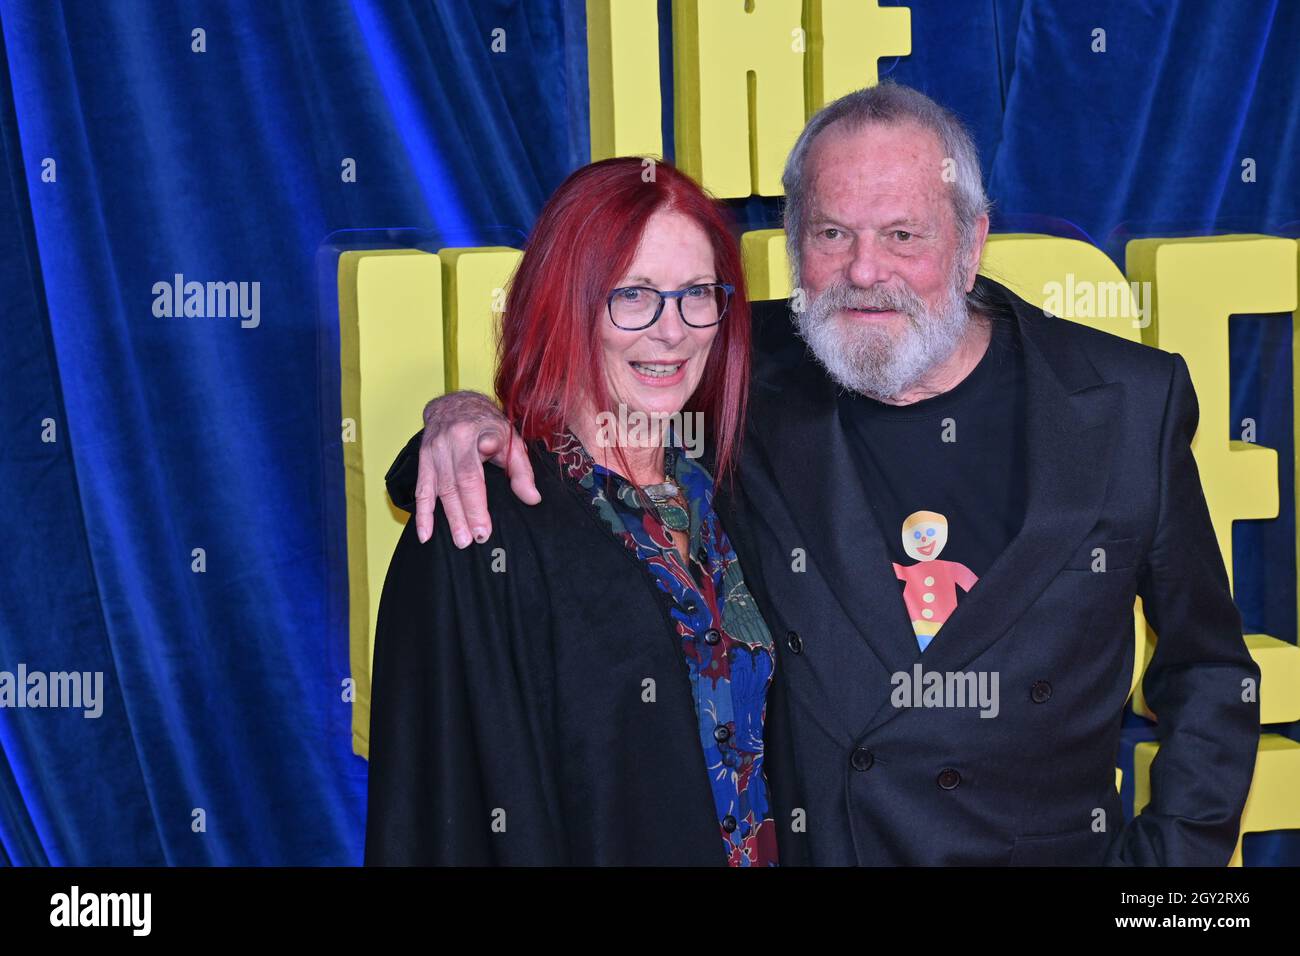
714, 724, 731, 743
937, 768, 961, 790
786, 630, 803, 654
850, 747, 874, 772
722, 815, 738, 833
702, 628, 721, 645
1030, 680, 1053, 703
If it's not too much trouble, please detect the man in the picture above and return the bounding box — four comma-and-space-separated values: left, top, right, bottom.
384, 82, 1259, 865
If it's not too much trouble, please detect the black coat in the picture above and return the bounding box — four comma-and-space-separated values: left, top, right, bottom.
718, 278, 1260, 865
364, 441, 728, 865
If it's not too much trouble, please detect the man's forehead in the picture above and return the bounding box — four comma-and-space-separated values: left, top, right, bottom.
805, 124, 950, 223
813, 118, 943, 162
807, 180, 944, 227
809, 151, 941, 191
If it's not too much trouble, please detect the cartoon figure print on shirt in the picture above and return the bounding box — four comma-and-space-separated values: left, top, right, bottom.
892, 511, 979, 651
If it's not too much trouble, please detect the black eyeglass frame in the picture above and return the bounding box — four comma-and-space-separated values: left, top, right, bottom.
605, 282, 735, 331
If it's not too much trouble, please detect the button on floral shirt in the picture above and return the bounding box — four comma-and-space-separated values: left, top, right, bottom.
544, 429, 779, 866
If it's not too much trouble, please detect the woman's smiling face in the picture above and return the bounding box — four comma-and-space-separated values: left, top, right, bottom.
599, 207, 721, 425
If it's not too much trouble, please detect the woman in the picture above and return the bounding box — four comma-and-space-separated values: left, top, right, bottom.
364, 157, 777, 866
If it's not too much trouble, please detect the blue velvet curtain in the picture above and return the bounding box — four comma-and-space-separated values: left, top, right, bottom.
1, 0, 1295, 866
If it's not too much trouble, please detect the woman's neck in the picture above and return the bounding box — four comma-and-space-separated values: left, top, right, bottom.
568, 417, 668, 486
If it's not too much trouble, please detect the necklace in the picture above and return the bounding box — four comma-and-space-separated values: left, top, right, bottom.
642, 480, 690, 532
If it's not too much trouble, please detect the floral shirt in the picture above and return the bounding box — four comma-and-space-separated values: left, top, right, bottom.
543, 430, 779, 867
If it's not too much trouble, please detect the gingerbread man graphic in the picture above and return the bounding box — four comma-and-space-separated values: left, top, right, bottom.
892, 510, 979, 651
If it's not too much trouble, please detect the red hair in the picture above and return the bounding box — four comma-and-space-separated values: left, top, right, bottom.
494, 157, 750, 484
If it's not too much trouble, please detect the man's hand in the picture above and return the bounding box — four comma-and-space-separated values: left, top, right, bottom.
415, 391, 540, 546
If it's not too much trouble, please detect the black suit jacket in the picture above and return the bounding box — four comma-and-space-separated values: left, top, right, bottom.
715, 277, 1260, 865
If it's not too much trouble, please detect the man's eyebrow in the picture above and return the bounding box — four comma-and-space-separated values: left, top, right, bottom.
881, 217, 928, 230
807, 215, 929, 231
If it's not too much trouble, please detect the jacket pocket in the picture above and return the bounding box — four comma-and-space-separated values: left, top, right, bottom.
1009, 825, 1110, 866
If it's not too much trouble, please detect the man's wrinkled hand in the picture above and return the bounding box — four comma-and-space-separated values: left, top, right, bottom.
414, 391, 540, 546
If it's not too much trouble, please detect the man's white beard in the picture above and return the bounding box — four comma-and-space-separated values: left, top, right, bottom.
794, 267, 972, 402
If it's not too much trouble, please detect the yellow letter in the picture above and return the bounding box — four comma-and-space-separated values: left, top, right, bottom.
587, 0, 662, 160
673, 0, 806, 197
806, 0, 911, 111
1126, 235, 1292, 591
439, 247, 523, 395
338, 250, 444, 757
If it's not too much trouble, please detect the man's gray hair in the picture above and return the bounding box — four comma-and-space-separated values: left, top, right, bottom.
782, 81, 991, 282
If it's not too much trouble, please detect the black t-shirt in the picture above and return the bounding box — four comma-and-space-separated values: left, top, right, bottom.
837, 315, 1028, 652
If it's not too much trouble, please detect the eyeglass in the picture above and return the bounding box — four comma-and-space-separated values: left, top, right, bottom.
606, 283, 734, 331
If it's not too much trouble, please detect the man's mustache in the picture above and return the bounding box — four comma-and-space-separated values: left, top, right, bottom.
812, 281, 927, 317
